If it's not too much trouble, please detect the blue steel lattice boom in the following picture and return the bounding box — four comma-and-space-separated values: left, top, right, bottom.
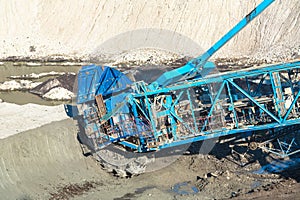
65, 0, 300, 159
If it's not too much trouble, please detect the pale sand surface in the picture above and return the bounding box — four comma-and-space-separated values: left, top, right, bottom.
0, 1, 299, 60
0, 102, 68, 139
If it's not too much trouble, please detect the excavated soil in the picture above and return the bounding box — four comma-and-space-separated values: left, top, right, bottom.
0, 119, 299, 200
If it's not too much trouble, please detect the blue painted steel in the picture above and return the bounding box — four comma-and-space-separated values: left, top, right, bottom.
283, 91, 300, 122
110, 61, 300, 153
77, 65, 132, 104
136, 61, 300, 97
227, 80, 281, 123
72, 59, 300, 155
150, 0, 275, 89
226, 81, 239, 128
64, 104, 78, 118
66, 0, 300, 158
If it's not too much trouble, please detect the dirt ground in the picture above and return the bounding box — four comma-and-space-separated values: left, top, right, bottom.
0, 119, 299, 200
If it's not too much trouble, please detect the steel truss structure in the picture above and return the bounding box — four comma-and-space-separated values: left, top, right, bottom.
69, 61, 300, 155
65, 0, 300, 158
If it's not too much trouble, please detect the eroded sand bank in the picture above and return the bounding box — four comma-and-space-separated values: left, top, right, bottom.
0, 119, 110, 199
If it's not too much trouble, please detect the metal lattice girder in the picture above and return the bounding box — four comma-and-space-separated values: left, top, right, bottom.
259, 132, 300, 158
67, 1, 300, 157
73, 61, 300, 153
138, 61, 300, 96
125, 61, 300, 151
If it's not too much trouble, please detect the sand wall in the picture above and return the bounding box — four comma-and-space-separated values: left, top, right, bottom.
0, 0, 299, 60
0, 119, 108, 199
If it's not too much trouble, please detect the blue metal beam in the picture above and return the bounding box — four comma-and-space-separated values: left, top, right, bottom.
283, 90, 300, 122
150, 0, 275, 89
201, 82, 225, 132
226, 81, 239, 128
159, 119, 300, 150
228, 79, 281, 123
134, 61, 300, 98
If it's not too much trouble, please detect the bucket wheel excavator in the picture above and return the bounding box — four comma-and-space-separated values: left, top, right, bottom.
65, 0, 300, 176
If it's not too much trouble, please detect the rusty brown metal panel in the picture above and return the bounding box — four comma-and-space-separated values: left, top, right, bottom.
95, 94, 106, 118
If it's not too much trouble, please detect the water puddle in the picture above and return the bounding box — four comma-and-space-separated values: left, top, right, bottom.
0, 62, 81, 105
254, 158, 300, 174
